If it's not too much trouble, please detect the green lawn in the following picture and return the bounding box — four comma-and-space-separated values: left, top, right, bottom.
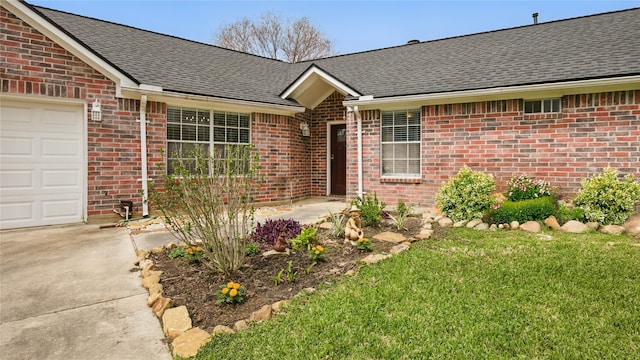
189, 228, 640, 359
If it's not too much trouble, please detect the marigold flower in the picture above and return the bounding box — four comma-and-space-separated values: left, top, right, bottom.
195, 247, 202, 252
316, 245, 324, 252
314, 250, 320, 255
311, 246, 317, 251
229, 289, 238, 297
227, 282, 234, 289
221, 287, 229, 295
232, 282, 241, 289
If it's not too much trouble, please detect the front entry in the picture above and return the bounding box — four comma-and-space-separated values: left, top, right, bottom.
330, 124, 347, 195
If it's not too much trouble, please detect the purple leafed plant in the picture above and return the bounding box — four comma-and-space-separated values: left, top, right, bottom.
250, 218, 302, 249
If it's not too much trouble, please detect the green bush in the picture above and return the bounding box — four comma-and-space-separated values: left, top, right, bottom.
506, 174, 553, 201
290, 226, 317, 250
573, 168, 640, 225
435, 166, 496, 221
353, 192, 386, 226
484, 196, 556, 224
555, 201, 586, 225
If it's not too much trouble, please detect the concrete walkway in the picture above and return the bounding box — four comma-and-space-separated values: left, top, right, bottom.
0, 225, 171, 360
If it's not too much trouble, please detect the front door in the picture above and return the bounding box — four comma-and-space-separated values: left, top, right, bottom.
330, 124, 347, 195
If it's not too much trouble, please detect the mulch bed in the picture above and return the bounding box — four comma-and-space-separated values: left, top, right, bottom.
149, 217, 423, 332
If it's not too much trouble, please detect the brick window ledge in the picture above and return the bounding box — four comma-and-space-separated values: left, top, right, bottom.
380, 177, 422, 184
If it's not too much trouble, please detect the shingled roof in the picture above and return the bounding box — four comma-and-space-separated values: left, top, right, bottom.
30, 3, 640, 106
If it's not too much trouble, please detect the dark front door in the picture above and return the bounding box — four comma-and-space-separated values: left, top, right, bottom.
330, 124, 347, 195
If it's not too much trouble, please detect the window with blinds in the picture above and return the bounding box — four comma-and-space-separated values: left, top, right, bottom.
381, 109, 421, 177
167, 107, 250, 174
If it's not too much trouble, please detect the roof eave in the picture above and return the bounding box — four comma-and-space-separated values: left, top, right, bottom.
280, 65, 361, 109
344, 75, 640, 110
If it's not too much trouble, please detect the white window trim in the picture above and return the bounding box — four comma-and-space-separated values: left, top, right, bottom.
380, 109, 422, 179
524, 98, 561, 114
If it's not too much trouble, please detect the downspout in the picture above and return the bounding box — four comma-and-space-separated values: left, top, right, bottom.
140, 94, 149, 217
354, 106, 363, 198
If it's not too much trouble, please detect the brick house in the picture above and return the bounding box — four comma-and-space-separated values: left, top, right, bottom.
1, 0, 639, 229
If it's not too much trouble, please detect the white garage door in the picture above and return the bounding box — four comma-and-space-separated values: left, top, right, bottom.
1, 99, 85, 230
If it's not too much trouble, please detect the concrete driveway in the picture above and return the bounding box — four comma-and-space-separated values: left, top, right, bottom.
0, 224, 171, 360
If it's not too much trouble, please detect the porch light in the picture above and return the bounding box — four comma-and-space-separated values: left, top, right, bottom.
300, 122, 310, 137
91, 100, 102, 121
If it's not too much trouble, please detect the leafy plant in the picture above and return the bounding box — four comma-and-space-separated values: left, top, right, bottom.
304, 262, 317, 275
573, 168, 640, 225
356, 237, 373, 252
271, 269, 284, 286
327, 210, 346, 238
484, 196, 556, 224
555, 201, 586, 225
251, 218, 301, 250
309, 244, 327, 262
285, 260, 298, 283
290, 226, 317, 250
169, 244, 205, 262
506, 174, 553, 201
216, 281, 246, 304
352, 192, 386, 226
245, 242, 260, 257
389, 200, 412, 230
435, 166, 496, 221
150, 145, 262, 275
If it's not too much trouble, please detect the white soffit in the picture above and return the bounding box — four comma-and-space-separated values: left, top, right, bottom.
281, 66, 361, 109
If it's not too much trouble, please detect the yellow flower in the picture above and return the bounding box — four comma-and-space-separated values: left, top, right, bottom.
221, 287, 229, 295
316, 245, 324, 252
232, 283, 241, 290
314, 250, 320, 255
195, 246, 202, 252
227, 282, 234, 289
186, 249, 193, 254
229, 289, 238, 297
311, 246, 317, 251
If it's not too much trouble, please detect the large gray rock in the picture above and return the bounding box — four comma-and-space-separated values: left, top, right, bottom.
520, 221, 541, 233
624, 215, 640, 237
599, 225, 625, 235
561, 220, 588, 233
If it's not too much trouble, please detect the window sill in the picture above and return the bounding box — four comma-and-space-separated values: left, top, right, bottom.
380, 177, 422, 184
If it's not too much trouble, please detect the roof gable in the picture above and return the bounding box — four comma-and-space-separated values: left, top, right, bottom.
280, 65, 361, 109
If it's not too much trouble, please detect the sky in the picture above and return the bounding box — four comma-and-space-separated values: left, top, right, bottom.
28, 0, 640, 55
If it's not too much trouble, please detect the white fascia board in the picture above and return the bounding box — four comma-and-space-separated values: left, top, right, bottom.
122, 87, 305, 116
281, 65, 361, 99
6, 0, 139, 96
343, 75, 640, 109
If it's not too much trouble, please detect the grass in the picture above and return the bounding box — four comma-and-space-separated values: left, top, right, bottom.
188, 228, 640, 359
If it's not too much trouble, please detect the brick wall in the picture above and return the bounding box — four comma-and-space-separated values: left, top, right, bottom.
350, 91, 639, 207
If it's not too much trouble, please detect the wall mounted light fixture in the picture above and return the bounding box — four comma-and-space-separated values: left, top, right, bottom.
91, 100, 102, 121
300, 122, 310, 137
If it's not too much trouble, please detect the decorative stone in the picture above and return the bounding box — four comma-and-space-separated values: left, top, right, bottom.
498, 224, 505, 229
438, 217, 453, 228
544, 216, 561, 230
415, 229, 433, 240
213, 325, 235, 335
466, 219, 483, 228
162, 305, 192, 340
585, 222, 599, 230
134, 253, 146, 266
271, 300, 291, 313
152, 296, 173, 318
360, 253, 392, 265
422, 222, 432, 230
561, 220, 588, 233
300, 287, 316, 295
390, 244, 410, 255
234, 320, 249, 332
489, 224, 498, 231
599, 225, 625, 235
249, 305, 272, 323
150, 246, 165, 254
141, 274, 161, 289
345, 269, 356, 276
138, 259, 153, 270
474, 223, 489, 230
372, 231, 407, 243
510, 221, 520, 230
148, 283, 163, 298
318, 222, 333, 230
147, 292, 162, 307
453, 220, 468, 228
262, 248, 290, 258
624, 215, 640, 237
141, 265, 158, 278
520, 221, 541, 233
433, 215, 443, 222
172, 327, 211, 358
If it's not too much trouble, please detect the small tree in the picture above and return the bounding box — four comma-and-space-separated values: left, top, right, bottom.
150, 145, 263, 275
215, 12, 335, 62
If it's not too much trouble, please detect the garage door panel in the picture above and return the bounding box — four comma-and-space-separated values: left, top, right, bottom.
1, 100, 85, 229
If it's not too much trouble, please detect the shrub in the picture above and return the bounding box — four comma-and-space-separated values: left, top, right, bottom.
435, 166, 496, 221
326, 210, 346, 239
150, 144, 262, 275
506, 174, 553, 201
290, 226, 317, 250
250, 218, 301, 249
389, 200, 413, 230
573, 168, 640, 225
245, 242, 260, 257
555, 201, 586, 225
352, 192, 386, 226
484, 196, 556, 224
